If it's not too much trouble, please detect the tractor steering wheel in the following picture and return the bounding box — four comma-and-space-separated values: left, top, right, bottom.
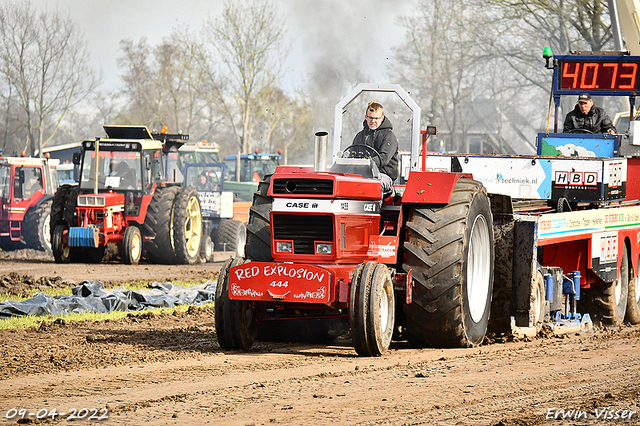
568, 128, 594, 134
343, 144, 382, 166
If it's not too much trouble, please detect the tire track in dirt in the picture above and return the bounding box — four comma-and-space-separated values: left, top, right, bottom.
2, 326, 639, 425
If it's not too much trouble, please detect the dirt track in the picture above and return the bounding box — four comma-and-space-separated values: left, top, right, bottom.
1, 253, 640, 425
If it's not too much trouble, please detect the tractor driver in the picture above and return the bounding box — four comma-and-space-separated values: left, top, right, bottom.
563, 93, 617, 134
351, 101, 399, 192
195, 171, 215, 191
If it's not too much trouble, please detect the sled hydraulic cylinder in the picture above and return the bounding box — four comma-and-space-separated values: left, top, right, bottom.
544, 274, 554, 301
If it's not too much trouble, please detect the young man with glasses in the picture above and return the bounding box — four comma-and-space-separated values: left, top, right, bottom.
351, 101, 399, 192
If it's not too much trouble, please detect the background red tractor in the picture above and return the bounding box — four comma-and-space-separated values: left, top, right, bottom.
50, 125, 202, 265
0, 156, 60, 252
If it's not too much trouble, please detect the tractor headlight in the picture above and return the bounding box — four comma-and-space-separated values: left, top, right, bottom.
276, 241, 292, 253
316, 243, 332, 254
78, 195, 105, 207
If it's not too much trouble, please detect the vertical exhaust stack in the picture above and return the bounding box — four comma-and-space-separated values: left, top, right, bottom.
314, 131, 328, 171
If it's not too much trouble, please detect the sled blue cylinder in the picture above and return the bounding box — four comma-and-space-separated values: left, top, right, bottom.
544, 275, 554, 301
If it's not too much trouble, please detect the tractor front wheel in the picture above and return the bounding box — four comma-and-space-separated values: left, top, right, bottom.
214, 219, 246, 257
121, 226, 142, 265
52, 224, 72, 263
349, 262, 395, 356
199, 235, 214, 263
215, 257, 257, 351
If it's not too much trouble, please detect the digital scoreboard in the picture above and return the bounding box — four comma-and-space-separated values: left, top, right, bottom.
554, 55, 640, 96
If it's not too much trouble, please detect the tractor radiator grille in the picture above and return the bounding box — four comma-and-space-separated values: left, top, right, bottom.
272, 214, 333, 254
272, 178, 334, 195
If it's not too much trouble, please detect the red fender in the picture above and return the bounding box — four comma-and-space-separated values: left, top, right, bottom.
402, 171, 473, 204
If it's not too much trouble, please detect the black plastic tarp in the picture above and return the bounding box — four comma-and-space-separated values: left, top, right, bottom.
0, 280, 218, 318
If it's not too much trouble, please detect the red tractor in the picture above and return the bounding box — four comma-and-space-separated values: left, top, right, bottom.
0, 156, 60, 252
215, 84, 496, 355
50, 125, 202, 265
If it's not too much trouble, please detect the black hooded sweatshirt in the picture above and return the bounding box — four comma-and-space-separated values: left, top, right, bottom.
351, 116, 399, 181
563, 104, 616, 134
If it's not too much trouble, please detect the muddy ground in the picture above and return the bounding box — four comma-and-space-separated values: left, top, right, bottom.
1, 251, 640, 425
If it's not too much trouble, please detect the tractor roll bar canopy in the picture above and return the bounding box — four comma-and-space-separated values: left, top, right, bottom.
332, 83, 422, 172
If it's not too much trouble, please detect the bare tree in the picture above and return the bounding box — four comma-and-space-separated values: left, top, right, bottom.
0, 1, 98, 156
392, 0, 487, 152
116, 38, 161, 128
390, 0, 615, 153
203, 0, 289, 154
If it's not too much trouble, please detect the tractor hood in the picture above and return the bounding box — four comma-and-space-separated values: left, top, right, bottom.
268, 172, 382, 200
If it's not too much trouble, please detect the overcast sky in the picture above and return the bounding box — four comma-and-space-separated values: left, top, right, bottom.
27, 0, 413, 93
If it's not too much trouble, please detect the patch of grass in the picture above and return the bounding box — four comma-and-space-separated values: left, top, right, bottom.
0, 279, 209, 303
0, 279, 217, 330
0, 287, 74, 302
0, 302, 214, 330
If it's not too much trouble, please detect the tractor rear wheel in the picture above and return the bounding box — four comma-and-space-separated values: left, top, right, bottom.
120, 226, 142, 265
349, 262, 395, 356
214, 219, 246, 257
23, 199, 53, 252
583, 247, 629, 325
172, 187, 202, 265
215, 257, 257, 351
402, 178, 494, 347
52, 224, 73, 263
245, 176, 273, 262
50, 185, 77, 237
142, 186, 179, 264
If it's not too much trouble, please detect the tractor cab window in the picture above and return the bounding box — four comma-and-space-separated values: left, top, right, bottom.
14, 167, 43, 199
143, 149, 164, 193
0, 165, 10, 199
79, 150, 142, 192
252, 156, 278, 181
185, 164, 223, 192
240, 158, 253, 182
224, 158, 237, 181
165, 152, 183, 183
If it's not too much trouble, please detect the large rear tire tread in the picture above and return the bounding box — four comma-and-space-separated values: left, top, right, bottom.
245, 176, 273, 262
50, 185, 78, 239
23, 199, 53, 252
402, 178, 494, 348
173, 186, 203, 265
142, 186, 179, 264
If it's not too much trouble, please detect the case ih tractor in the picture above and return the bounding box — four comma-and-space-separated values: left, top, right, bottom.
50, 125, 202, 265
0, 156, 59, 252
216, 54, 640, 356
